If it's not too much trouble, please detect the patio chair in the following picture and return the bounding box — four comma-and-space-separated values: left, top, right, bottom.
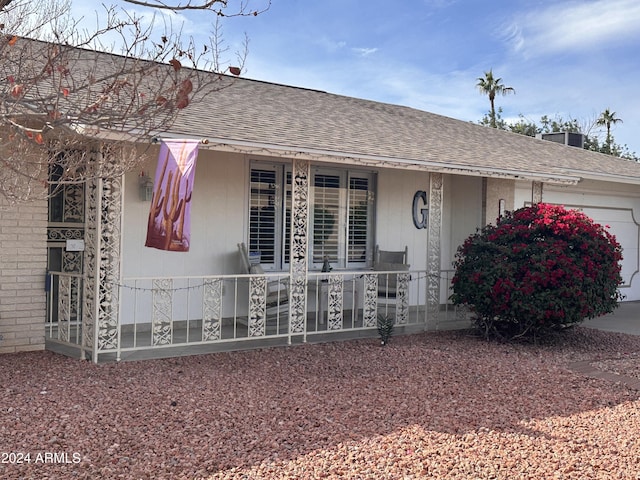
374, 246, 409, 291
237, 243, 289, 313
373, 245, 410, 317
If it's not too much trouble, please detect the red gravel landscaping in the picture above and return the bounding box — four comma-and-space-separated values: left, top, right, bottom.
1, 327, 639, 479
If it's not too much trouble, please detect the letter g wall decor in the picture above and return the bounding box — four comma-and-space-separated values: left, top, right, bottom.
412, 190, 428, 229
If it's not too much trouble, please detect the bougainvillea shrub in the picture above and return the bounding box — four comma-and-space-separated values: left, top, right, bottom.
451, 203, 623, 340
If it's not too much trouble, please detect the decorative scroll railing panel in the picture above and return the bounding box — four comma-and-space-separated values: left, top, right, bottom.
45, 269, 471, 362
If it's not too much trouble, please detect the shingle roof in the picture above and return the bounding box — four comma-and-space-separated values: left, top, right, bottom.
15, 34, 631, 186
164, 76, 640, 185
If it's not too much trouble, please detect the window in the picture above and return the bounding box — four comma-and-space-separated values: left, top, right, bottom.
248, 162, 375, 270
249, 168, 278, 264
312, 173, 341, 264
348, 176, 371, 263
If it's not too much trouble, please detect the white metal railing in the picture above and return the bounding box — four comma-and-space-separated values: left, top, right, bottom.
115, 272, 291, 352
45, 269, 471, 360
45, 271, 84, 347
305, 270, 429, 336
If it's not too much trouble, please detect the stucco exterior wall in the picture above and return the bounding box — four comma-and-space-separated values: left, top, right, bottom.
375, 169, 430, 270
485, 178, 515, 225
122, 148, 247, 278
123, 150, 435, 278
442, 174, 483, 271
0, 198, 48, 353
438, 174, 484, 304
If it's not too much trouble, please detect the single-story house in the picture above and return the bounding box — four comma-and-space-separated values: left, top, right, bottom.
3, 46, 640, 362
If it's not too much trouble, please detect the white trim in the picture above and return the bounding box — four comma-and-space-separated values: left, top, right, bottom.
152, 135, 582, 185
568, 170, 640, 186
543, 182, 640, 199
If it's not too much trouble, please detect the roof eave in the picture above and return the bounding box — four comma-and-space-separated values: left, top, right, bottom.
564, 169, 640, 186
182, 136, 582, 186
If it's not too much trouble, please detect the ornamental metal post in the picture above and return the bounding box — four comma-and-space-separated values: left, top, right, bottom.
427, 173, 443, 329
99, 174, 123, 359
532, 181, 543, 204
82, 175, 100, 362
83, 152, 124, 362
288, 159, 310, 340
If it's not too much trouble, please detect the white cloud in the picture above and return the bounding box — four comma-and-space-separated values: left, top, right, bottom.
503, 0, 640, 57
352, 47, 378, 57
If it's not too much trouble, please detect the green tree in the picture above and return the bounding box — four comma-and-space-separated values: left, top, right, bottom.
478, 111, 638, 161
476, 69, 515, 128
508, 114, 540, 136
596, 109, 623, 155
538, 115, 582, 134
478, 107, 509, 130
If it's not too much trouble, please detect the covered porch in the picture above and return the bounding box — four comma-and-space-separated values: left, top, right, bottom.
44, 155, 472, 362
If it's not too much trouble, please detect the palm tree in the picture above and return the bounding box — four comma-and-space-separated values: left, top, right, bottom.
596, 108, 623, 154
476, 69, 515, 128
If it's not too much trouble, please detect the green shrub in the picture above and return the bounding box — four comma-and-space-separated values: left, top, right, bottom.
450, 203, 623, 341
377, 314, 394, 346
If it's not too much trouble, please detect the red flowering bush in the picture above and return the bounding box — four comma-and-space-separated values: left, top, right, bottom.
451, 203, 623, 341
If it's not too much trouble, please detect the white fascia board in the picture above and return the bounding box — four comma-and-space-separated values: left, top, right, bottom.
564, 169, 640, 186
163, 136, 581, 186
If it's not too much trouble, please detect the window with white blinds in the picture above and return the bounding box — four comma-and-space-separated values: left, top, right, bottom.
312, 173, 341, 264
249, 168, 278, 265
348, 176, 371, 263
249, 163, 375, 270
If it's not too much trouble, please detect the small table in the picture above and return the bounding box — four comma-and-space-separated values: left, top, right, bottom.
312, 275, 362, 326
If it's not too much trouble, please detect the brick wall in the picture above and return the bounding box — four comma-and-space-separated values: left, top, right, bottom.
0, 198, 48, 354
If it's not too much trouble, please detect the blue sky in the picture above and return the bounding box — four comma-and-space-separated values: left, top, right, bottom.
72, 0, 640, 155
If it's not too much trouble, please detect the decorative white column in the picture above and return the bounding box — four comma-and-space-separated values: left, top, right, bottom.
288, 159, 310, 335
83, 173, 123, 362
532, 181, 543, 204
427, 173, 443, 325
82, 177, 99, 359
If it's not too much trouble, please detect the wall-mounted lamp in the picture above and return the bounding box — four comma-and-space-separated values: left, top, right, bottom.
139, 171, 154, 201
498, 198, 506, 218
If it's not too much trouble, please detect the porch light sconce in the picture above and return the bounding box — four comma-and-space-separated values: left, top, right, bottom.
138, 171, 154, 201
499, 198, 506, 218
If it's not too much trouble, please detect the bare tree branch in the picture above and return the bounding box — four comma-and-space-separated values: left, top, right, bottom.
121, 0, 271, 16
0, 0, 258, 201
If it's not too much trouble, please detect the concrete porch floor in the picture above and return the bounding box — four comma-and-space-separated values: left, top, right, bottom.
45, 307, 472, 362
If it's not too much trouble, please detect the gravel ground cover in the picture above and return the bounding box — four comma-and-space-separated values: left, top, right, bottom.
593, 355, 640, 380
1, 327, 640, 479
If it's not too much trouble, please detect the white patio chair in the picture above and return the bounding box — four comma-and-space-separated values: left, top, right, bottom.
237, 243, 289, 315
373, 245, 410, 318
